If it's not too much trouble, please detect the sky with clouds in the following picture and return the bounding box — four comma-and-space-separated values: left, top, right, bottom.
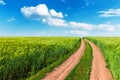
0, 0, 120, 36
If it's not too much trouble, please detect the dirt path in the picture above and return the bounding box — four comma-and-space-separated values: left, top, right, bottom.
42, 39, 85, 80
87, 40, 113, 80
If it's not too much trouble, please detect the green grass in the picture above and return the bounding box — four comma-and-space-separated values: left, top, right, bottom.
0, 37, 80, 80
86, 37, 120, 80
27, 42, 80, 80
65, 40, 92, 80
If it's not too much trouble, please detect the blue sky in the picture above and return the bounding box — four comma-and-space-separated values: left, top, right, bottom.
0, 0, 120, 36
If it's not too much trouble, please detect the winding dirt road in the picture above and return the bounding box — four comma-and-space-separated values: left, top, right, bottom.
87, 40, 113, 80
42, 39, 85, 80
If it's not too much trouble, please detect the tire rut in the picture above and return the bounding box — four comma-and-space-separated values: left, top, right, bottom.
42, 39, 85, 80
87, 40, 113, 80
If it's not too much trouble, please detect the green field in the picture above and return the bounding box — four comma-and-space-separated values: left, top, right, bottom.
0, 37, 80, 80
1, 37, 120, 80
65, 40, 92, 80
87, 37, 120, 80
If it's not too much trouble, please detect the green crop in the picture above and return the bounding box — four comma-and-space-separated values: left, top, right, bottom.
0, 37, 80, 80
86, 37, 120, 80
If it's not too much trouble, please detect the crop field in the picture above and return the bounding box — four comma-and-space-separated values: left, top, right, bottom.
87, 37, 120, 80
0, 37, 119, 80
0, 37, 80, 80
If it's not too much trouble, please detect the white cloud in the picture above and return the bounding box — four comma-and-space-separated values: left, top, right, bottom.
21, 4, 64, 19
20, 4, 119, 33
42, 19, 47, 23
50, 9, 63, 18
69, 21, 94, 30
117, 25, 120, 28
21, 4, 49, 17
0, 0, 6, 5
98, 8, 120, 17
21, 4, 65, 27
65, 30, 88, 36
7, 17, 15, 22
98, 24, 115, 32
47, 18, 68, 27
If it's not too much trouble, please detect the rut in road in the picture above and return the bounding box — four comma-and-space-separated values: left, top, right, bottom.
87, 40, 113, 80
42, 39, 85, 80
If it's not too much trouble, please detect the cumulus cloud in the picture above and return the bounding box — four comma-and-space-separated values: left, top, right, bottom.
7, 17, 15, 22
69, 22, 94, 30
65, 30, 88, 36
21, 4, 64, 19
50, 9, 63, 18
0, 0, 6, 5
98, 8, 120, 17
21, 4, 49, 17
21, 4, 119, 33
22, 4, 94, 30
21, 4, 65, 27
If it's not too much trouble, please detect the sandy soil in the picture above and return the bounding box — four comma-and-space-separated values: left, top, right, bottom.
87, 40, 113, 80
42, 39, 85, 80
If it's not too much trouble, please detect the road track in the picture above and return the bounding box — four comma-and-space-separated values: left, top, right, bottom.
87, 40, 113, 80
42, 39, 85, 80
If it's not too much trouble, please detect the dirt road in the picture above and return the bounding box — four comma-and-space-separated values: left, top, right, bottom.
42, 39, 85, 80
87, 40, 113, 80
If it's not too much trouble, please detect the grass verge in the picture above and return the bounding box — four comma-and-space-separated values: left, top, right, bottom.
65, 40, 92, 80
86, 37, 120, 80
26, 39, 81, 80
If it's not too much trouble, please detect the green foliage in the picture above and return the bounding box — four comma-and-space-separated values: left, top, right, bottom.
0, 37, 80, 80
86, 37, 120, 80
65, 40, 92, 80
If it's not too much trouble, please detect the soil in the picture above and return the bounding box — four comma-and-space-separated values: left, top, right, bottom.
87, 40, 113, 80
42, 39, 85, 80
